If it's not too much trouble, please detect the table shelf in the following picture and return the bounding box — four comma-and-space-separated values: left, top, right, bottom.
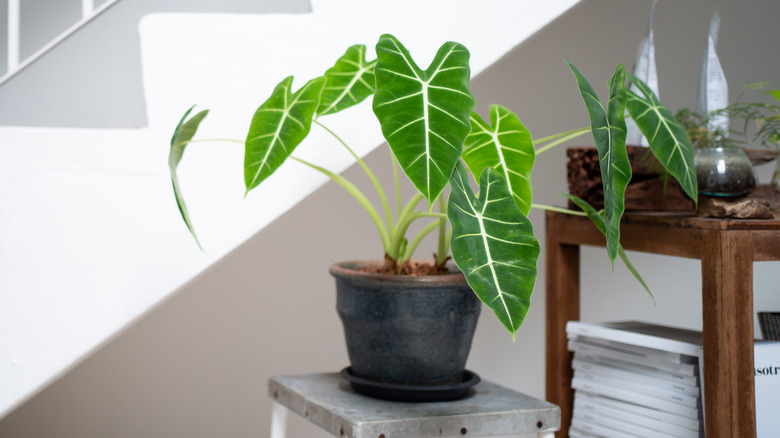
544, 210, 779, 437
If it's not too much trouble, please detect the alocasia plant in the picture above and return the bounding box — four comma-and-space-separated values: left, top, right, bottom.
167, 33, 696, 338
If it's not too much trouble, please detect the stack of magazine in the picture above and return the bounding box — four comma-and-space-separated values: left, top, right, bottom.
566, 321, 704, 438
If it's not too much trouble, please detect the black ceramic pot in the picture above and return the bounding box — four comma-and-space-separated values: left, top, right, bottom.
330, 261, 481, 386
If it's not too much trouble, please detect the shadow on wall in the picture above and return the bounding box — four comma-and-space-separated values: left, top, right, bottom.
0, 0, 310, 128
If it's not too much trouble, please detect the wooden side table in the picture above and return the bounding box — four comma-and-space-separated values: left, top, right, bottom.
545, 210, 780, 438
268, 373, 560, 438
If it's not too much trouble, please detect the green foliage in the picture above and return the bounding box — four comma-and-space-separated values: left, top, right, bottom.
463, 105, 535, 215
566, 62, 630, 266
244, 76, 326, 194
674, 108, 734, 149
625, 73, 697, 204
317, 45, 376, 116
165, 35, 696, 338
448, 163, 540, 339
714, 82, 780, 150
564, 194, 653, 302
372, 34, 475, 205
168, 106, 209, 250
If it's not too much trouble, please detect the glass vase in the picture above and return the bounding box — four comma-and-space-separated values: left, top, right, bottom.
694, 147, 757, 197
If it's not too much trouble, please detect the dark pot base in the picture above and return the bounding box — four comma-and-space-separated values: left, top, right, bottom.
340, 367, 481, 402
331, 261, 481, 387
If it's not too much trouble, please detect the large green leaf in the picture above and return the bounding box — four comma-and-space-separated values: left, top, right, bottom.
463, 104, 535, 215
567, 61, 630, 267
626, 73, 697, 203
169, 105, 209, 250
448, 162, 540, 339
564, 194, 653, 302
244, 75, 327, 193
317, 45, 376, 117
373, 34, 475, 205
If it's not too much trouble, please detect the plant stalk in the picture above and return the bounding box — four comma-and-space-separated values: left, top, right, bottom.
314, 120, 394, 229
290, 156, 391, 251
534, 127, 590, 155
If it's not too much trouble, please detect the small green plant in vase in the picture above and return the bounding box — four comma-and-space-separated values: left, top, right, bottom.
716, 82, 780, 191
169, 34, 696, 345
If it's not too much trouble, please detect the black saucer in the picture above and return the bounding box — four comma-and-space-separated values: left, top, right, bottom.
339, 367, 480, 402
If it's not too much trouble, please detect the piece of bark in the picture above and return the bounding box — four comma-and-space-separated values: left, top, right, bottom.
567, 146, 694, 211
745, 148, 779, 166
697, 196, 774, 219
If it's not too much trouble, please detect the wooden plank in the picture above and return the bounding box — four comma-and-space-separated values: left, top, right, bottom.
544, 211, 580, 438
701, 230, 756, 437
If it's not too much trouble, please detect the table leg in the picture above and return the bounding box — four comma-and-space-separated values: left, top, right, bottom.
270, 402, 288, 438
545, 212, 581, 438
701, 229, 756, 437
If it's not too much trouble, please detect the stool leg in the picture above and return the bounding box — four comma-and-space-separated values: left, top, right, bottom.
270, 402, 288, 438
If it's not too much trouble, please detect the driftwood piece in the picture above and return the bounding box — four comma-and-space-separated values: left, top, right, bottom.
566, 146, 694, 211
697, 196, 774, 219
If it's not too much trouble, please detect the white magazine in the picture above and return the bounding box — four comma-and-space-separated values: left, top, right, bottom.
572, 377, 700, 419
574, 396, 699, 438
575, 391, 701, 432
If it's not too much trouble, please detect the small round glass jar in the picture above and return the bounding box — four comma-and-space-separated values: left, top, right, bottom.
694, 147, 757, 197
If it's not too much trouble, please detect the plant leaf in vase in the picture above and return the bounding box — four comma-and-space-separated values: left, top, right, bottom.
373, 34, 475, 205
463, 104, 535, 215
244, 75, 327, 194
448, 162, 540, 340
626, 73, 698, 203
567, 61, 630, 267
317, 45, 376, 116
169, 105, 209, 250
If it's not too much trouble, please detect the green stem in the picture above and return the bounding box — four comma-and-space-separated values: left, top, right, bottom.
534, 127, 590, 155
314, 120, 394, 229
392, 153, 402, 219
401, 220, 441, 265
436, 195, 449, 266
291, 156, 391, 251
531, 203, 588, 216
172, 138, 244, 148
388, 210, 447, 261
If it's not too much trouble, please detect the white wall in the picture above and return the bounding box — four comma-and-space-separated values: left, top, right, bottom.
1, 0, 779, 437
0, 0, 580, 431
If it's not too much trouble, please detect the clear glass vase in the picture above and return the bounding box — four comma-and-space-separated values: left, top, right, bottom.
694, 147, 757, 197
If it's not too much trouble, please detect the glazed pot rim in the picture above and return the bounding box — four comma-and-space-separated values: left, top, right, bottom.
329, 260, 466, 284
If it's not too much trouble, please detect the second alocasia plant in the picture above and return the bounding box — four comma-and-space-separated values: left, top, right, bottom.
168, 33, 696, 339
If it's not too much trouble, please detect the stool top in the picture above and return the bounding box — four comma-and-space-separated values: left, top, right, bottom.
269, 373, 560, 438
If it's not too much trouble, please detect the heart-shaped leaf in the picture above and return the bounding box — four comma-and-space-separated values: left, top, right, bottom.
317, 45, 376, 117
169, 105, 209, 250
373, 34, 475, 205
448, 162, 540, 339
567, 61, 630, 267
463, 104, 535, 215
564, 194, 653, 301
626, 73, 697, 204
244, 75, 327, 193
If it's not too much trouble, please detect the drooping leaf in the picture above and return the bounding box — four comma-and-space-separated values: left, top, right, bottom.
448, 162, 540, 340
626, 73, 697, 203
169, 105, 209, 250
566, 61, 630, 267
373, 34, 475, 205
564, 194, 653, 302
244, 75, 327, 194
768, 89, 780, 103
463, 104, 535, 215
317, 45, 376, 117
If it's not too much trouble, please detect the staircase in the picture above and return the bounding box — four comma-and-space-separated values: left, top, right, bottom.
0, 0, 580, 420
